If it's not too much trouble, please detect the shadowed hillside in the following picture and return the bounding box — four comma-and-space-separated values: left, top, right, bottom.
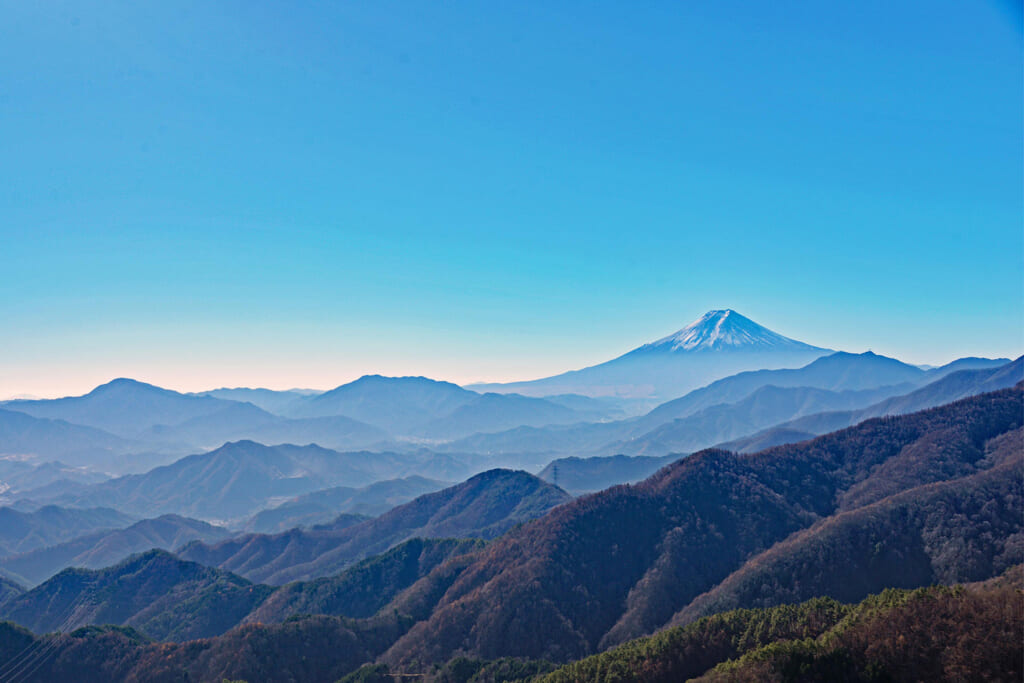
0, 550, 272, 641
244, 537, 484, 624
0, 570, 1018, 683
538, 568, 1023, 683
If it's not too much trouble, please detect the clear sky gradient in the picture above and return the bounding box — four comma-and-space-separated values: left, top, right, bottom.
2, 1, 1021, 397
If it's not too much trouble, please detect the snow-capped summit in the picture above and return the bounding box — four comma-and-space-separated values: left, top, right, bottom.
645, 309, 821, 353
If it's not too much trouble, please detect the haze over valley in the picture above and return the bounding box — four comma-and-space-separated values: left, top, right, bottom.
0, 310, 1020, 676
0, 310, 1019, 680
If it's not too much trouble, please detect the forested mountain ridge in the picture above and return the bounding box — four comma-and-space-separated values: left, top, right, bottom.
668, 427, 1023, 626
243, 537, 485, 624
0, 610, 408, 683
0, 568, 1017, 682
0, 550, 273, 641
378, 387, 1023, 664
537, 567, 1023, 683
0, 538, 485, 645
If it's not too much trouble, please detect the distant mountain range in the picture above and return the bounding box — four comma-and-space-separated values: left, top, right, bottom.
0, 514, 231, 586
608, 352, 1008, 457
179, 469, 570, 583
137, 402, 389, 456
0, 311, 1013, 484
728, 357, 1024, 451
34, 441, 437, 522
637, 350, 1007, 427
0, 458, 110, 499
26, 440, 550, 523
193, 387, 321, 414
3, 380, 239, 438
0, 505, 135, 557
2, 349, 1017, 534
287, 375, 615, 438
0, 375, 621, 469
442, 353, 1019, 459
0, 407, 135, 470
1, 379, 389, 465
292, 375, 478, 428
537, 355, 1022, 491
242, 476, 448, 534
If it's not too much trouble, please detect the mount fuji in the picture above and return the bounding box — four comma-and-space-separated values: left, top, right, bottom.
471, 310, 831, 401
639, 309, 824, 353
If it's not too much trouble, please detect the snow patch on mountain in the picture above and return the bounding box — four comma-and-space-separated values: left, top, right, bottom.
645, 310, 820, 353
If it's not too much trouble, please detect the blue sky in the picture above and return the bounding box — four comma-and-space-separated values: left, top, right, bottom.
1, 1, 1021, 397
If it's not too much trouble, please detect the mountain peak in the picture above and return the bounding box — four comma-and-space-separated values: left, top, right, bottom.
646, 310, 822, 353
86, 378, 167, 396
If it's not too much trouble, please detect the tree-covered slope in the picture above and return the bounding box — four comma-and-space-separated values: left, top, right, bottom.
245, 537, 484, 624
0, 613, 407, 683
537, 569, 1023, 683
2, 571, 1017, 683
0, 550, 272, 641
670, 433, 1022, 626
379, 388, 1022, 664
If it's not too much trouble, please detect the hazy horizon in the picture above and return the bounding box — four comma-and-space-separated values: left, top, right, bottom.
3, 305, 1020, 400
